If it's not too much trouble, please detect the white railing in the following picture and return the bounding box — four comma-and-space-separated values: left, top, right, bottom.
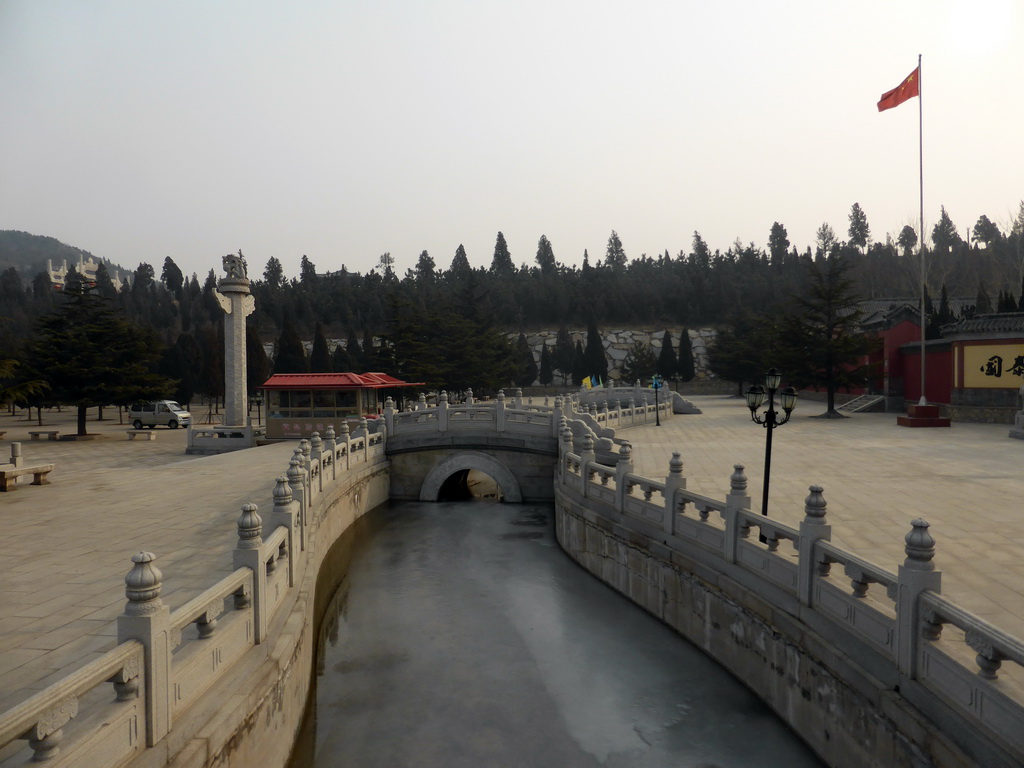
556, 427, 1024, 763
0, 424, 388, 767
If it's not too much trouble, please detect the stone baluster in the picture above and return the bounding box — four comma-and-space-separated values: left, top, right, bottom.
270, 475, 299, 582
495, 390, 506, 432
438, 391, 449, 432
287, 455, 307, 548
722, 465, 751, 563
338, 421, 351, 471
552, 396, 564, 437
383, 397, 396, 435
897, 518, 942, 678
233, 503, 269, 643
614, 442, 633, 513
588, 402, 597, 417
309, 433, 323, 493
117, 551, 171, 745
579, 434, 596, 497
663, 452, 686, 534
797, 485, 831, 607
514, 388, 524, 408
465, 388, 474, 405
418, 392, 427, 411
357, 417, 369, 461
323, 426, 337, 481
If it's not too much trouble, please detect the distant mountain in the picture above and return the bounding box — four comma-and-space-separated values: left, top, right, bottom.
0, 230, 125, 279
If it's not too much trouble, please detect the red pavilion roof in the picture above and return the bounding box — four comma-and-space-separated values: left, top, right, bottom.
261, 372, 424, 390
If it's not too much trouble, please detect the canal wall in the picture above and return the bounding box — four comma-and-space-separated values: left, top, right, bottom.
553, 434, 1024, 768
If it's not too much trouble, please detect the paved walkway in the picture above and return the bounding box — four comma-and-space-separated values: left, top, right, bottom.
0, 410, 294, 712
626, 395, 1024, 640
1, 397, 1023, 714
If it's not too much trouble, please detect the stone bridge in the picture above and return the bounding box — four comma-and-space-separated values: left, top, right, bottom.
1, 388, 1021, 768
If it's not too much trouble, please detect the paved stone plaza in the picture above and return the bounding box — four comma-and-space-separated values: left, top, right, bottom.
1, 396, 1022, 714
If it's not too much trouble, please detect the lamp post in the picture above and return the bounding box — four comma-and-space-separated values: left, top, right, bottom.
745, 368, 798, 521
652, 374, 662, 427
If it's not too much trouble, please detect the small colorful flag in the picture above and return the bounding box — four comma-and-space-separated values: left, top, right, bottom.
582, 376, 592, 389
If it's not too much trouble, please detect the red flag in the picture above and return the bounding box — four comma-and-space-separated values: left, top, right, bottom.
877, 67, 920, 112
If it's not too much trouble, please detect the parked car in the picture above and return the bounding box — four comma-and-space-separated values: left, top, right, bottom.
129, 401, 191, 429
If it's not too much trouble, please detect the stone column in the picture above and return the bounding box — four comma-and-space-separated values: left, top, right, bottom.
213, 254, 255, 428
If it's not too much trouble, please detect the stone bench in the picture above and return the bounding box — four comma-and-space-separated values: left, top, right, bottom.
127, 430, 157, 441
28, 430, 60, 441
0, 463, 55, 491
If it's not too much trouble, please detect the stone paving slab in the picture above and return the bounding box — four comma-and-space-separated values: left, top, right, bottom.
0, 410, 294, 712
625, 395, 1024, 639
2, 398, 1023, 714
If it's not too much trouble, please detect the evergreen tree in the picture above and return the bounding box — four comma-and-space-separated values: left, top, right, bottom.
975, 283, 993, 314
708, 312, 776, 395
931, 206, 962, 253
346, 328, 364, 369
300, 255, 317, 285
583, 317, 608, 383
246, 323, 270, 402
571, 340, 585, 386
848, 202, 871, 252
535, 235, 556, 276
538, 344, 553, 386
604, 230, 627, 270
449, 244, 472, 281
94, 263, 117, 298
161, 256, 185, 299
553, 327, 575, 385
620, 341, 657, 383
513, 333, 538, 387
677, 329, 696, 382
656, 330, 677, 379
309, 322, 332, 372
777, 255, 877, 416
23, 288, 175, 435
275, 316, 308, 373
768, 222, 790, 265
264, 256, 284, 288
332, 341, 353, 372
490, 231, 514, 275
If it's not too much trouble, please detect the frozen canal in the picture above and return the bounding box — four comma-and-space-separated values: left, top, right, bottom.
292, 500, 823, 767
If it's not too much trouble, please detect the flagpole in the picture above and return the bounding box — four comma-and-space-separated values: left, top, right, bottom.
918, 53, 927, 406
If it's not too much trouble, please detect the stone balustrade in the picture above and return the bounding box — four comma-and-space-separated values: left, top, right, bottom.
3, 395, 1023, 767
0, 424, 389, 767
555, 428, 1024, 767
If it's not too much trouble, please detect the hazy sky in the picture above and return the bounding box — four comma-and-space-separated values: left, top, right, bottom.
2, 0, 1021, 282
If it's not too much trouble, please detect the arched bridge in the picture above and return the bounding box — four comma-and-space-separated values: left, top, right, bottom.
383, 388, 674, 503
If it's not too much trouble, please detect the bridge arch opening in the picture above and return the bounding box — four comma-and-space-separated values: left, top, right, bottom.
419, 451, 523, 503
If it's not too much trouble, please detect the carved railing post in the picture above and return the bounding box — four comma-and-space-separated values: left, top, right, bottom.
233, 503, 268, 643
552, 396, 564, 437
287, 455, 306, 549
897, 518, 942, 677
309, 432, 323, 493
338, 421, 351, 471
663, 452, 686, 534
495, 390, 506, 433
797, 485, 831, 606
579, 434, 596, 498
614, 442, 633, 513
514, 388, 524, 409
417, 392, 427, 411
723, 464, 750, 563
438, 391, 449, 432
117, 551, 171, 746
383, 397, 395, 436
323, 425, 337, 481
465, 387, 474, 405
270, 475, 298, 585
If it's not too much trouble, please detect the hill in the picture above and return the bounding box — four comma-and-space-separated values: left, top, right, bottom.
0, 230, 124, 280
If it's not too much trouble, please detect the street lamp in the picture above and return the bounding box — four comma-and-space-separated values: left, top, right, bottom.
652, 374, 662, 427
745, 368, 798, 523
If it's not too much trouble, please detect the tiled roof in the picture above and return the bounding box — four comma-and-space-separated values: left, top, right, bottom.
943, 312, 1024, 335
262, 372, 424, 389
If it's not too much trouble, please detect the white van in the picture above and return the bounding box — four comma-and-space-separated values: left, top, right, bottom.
129, 400, 191, 429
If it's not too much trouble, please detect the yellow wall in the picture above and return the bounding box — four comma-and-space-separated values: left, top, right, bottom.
961, 343, 1024, 388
